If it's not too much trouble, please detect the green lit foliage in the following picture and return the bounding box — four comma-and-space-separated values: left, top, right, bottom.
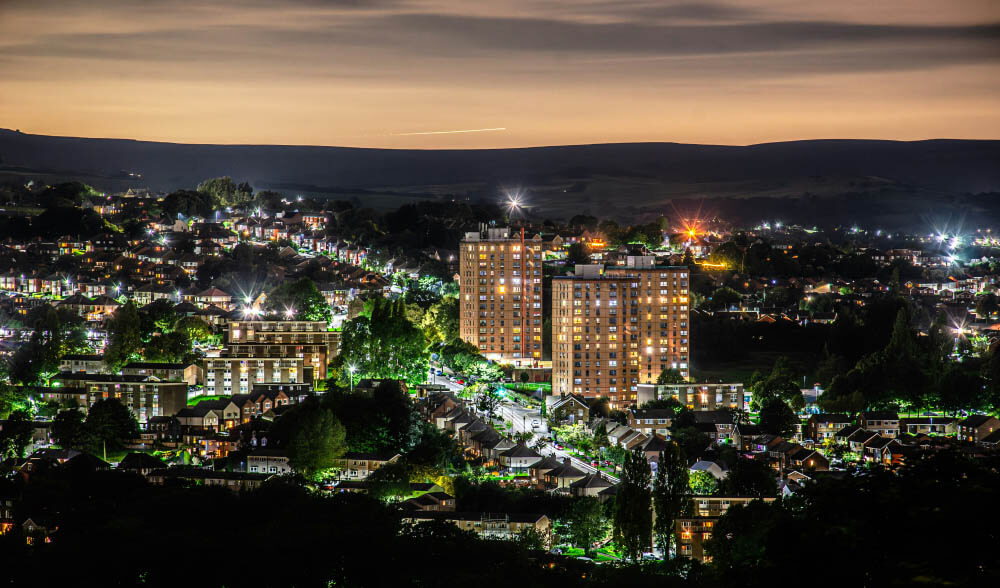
652, 442, 688, 555
265, 277, 332, 323
104, 301, 143, 372
0, 409, 34, 459
333, 298, 427, 386
749, 357, 804, 412
613, 448, 652, 561
563, 497, 609, 556
287, 406, 347, 480
688, 470, 719, 495
657, 368, 686, 385
196, 176, 253, 208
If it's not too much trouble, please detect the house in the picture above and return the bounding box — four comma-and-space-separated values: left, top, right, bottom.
543, 459, 588, 489
958, 415, 1000, 443
247, 448, 292, 475
899, 416, 958, 436
118, 452, 167, 476
334, 452, 400, 480
847, 429, 881, 453
497, 442, 543, 472
402, 492, 457, 512
468, 428, 514, 464
529, 455, 563, 487
690, 460, 727, 480
692, 411, 739, 445
806, 414, 852, 442
568, 473, 614, 497
787, 447, 829, 471
859, 411, 900, 438
400, 512, 552, 548
628, 409, 673, 436
834, 424, 863, 445
145, 467, 269, 491
548, 394, 590, 424
640, 434, 671, 464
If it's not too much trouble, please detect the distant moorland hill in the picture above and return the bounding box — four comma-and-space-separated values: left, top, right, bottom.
1, 128, 998, 227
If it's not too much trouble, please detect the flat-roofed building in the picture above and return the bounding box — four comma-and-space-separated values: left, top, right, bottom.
458, 227, 544, 365
203, 355, 314, 396
47, 373, 188, 423
225, 319, 340, 379
676, 496, 777, 562
552, 257, 690, 409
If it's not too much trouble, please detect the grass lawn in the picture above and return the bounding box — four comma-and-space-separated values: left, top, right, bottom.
508, 382, 552, 393
188, 395, 229, 406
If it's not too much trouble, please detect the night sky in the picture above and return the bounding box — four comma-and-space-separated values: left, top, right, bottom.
2, 0, 998, 148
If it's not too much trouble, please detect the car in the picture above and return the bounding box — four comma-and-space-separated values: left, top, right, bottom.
531, 419, 540, 427
456, 379, 465, 385
591, 460, 600, 467
555, 444, 565, 450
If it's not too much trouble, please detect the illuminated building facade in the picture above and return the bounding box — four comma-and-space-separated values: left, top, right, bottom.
552, 257, 689, 409
459, 227, 544, 365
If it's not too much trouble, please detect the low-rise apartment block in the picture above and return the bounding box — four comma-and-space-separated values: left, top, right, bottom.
203, 356, 314, 396
676, 496, 777, 562
48, 373, 188, 423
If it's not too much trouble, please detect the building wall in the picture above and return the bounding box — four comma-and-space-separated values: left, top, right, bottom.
86, 382, 188, 422
458, 229, 544, 365
659, 383, 745, 411
227, 320, 340, 350
203, 357, 313, 396
552, 264, 690, 409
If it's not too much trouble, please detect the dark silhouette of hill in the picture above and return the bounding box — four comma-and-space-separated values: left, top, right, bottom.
1, 129, 999, 228
1, 128, 997, 193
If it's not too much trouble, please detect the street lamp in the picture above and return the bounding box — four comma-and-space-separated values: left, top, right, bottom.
348, 364, 357, 392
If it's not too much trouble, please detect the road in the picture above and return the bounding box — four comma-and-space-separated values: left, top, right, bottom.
431, 368, 620, 484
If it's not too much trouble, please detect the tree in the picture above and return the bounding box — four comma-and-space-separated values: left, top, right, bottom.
719, 457, 776, 498
605, 444, 627, 474
421, 295, 459, 344
141, 298, 178, 335
143, 331, 192, 363
975, 292, 999, 319
565, 242, 591, 267
652, 443, 688, 556
613, 448, 652, 561
52, 409, 92, 450
0, 380, 27, 418
758, 397, 798, 437
475, 385, 503, 422
287, 408, 347, 479
104, 301, 143, 371
0, 409, 34, 459
564, 497, 608, 556
333, 298, 428, 386
197, 176, 252, 207
749, 357, 804, 412
657, 368, 686, 385
265, 277, 332, 323
708, 287, 741, 311
173, 316, 213, 343
671, 426, 711, 462
85, 398, 140, 454
688, 470, 719, 495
